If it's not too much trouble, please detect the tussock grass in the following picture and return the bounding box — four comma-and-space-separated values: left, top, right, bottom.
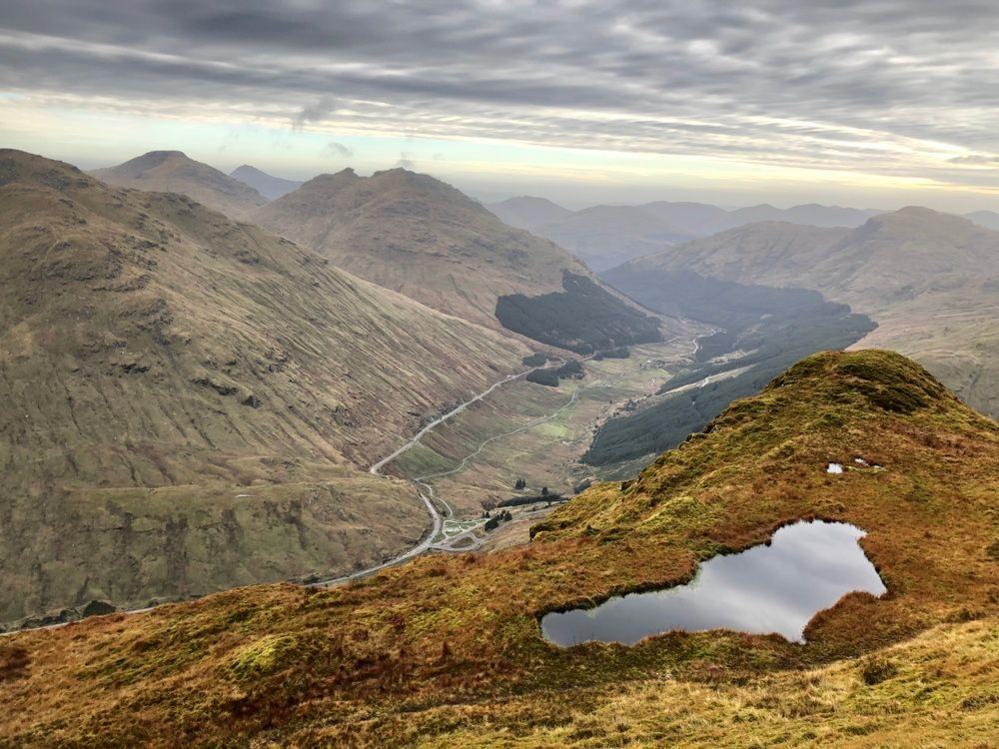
1, 350, 996, 747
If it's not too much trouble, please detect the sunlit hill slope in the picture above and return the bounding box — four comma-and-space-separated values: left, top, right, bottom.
0, 149, 527, 622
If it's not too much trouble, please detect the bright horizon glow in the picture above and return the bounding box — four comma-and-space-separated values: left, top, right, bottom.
4, 97, 995, 214
2, 2, 998, 213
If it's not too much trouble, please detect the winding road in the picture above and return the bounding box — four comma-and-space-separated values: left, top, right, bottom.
324, 337, 702, 576
5, 338, 699, 633
319, 363, 593, 581
314, 368, 532, 586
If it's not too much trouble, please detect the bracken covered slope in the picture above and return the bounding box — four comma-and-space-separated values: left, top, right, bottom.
0, 150, 526, 621
1, 350, 995, 747
92, 151, 269, 219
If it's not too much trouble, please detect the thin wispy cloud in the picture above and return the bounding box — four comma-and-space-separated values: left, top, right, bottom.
324, 140, 353, 158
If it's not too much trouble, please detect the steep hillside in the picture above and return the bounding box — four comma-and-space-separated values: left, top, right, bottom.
613, 208, 999, 417
229, 165, 303, 200
487, 195, 571, 230
252, 168, 586, 327
1, 351, 995, 747
92, 151, 268, 218
0, 150, 526, 621
252, 168, 666, 346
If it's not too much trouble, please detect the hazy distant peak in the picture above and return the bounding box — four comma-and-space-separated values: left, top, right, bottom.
487, 195, 572, 231
142, 149, 186, 159
230, 164, 305, 200
964, 209, 999, 231
893, 205, 949, 218
497, 195, 566, 208
860, 205, 976, 232
493, 195, 569, 213
91, 150, 267, 217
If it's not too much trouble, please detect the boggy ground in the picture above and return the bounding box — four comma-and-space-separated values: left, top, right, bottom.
1, 350, 996, 747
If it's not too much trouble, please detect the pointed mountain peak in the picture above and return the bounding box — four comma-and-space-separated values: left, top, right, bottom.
91, 150, 266, 217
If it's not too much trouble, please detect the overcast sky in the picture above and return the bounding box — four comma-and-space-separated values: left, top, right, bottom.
2, 0, 998, 209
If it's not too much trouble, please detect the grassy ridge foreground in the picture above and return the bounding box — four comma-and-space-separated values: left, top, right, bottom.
1, 351, 996, 747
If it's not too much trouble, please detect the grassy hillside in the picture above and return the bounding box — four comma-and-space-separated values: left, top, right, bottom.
581, 313, 872, 467
1, 350, 995, 746
620, 208, 999, 419
251, 168, 670, 348
91, 151, 268, 219
252, 168, 587, 327
0, 149, 527, 621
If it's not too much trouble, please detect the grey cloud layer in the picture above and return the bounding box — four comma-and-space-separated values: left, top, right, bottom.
2, 0, 998, 184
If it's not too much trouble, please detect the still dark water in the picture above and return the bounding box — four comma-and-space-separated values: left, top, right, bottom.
541, 520, 886, 647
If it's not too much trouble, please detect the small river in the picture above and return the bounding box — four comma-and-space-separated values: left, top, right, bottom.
541, 520, 886, 647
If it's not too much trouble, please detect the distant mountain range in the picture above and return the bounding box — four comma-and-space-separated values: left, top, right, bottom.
488, 196, 884, 270
605, 207, 999, 419
489, 195, 999, 270
230, 164, 304, 200
487, 195, 572, 230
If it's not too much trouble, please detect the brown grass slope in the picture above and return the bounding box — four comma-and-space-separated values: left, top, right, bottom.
0, 149, 526, 621
252, 168, 597, 328
1, 350, 995, 747
91, 151, 268, 219
612, 208, 999, 418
